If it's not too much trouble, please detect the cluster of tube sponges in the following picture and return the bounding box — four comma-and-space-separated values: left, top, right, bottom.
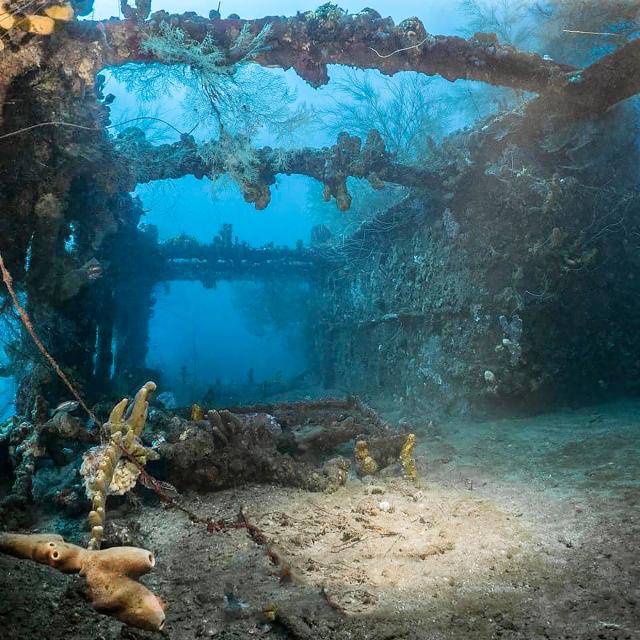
0, 383, 166, 631
81, 382, 158, 550
354, 432, 418, 480
0, 2, 74, 37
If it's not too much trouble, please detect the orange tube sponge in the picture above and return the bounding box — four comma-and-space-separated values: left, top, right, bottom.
0, 533, 165, 631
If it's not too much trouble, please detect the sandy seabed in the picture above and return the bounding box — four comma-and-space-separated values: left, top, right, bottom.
1, 400, 638, 639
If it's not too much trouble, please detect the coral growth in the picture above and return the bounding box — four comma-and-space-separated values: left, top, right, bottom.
314, 106, 640, 416
0, 400, 92, 516
160, 406, 351, 493
153, 398, 412, 492
121, 126, 445, 212
0, 2, 74, 42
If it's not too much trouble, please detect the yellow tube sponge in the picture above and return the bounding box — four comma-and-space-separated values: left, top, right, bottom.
355, 440, 378, 476
81, 382, 157, 549
44, 4, 74, 22
19, 15, 56, 34
0, 533, 165, 631
399, 433, 418, 481
190, 403, 205, 422
0, 1, 73, 34
0, 9, 17, 31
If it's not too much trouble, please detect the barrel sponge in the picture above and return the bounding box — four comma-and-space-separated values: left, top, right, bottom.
0, 533, 165, 631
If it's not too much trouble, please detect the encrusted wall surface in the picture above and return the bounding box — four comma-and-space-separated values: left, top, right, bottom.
315, 107, 640, 417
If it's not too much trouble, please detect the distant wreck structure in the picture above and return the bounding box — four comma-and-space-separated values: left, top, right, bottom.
0, 0, 638, 417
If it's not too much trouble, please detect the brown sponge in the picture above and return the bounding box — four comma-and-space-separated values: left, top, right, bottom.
0, 533, 165, 631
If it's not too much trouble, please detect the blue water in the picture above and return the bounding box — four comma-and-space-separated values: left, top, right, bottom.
0, 0, 548, 409
0, 377, 15, 421
89, 0, 475, 398
147, 280, 308, 402
135, 174, 317, 246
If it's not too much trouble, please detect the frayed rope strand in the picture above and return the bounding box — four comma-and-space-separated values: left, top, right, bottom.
0, 116, 189, 142
369, 36, 430, 59
0, 249, 100, 426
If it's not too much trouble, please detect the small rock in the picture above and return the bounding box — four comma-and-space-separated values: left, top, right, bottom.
378, 500, 394, 513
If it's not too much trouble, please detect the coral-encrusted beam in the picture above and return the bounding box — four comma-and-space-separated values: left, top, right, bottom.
74, 7, 576, 93
528, 38, 640, 119
116, 128, 451, 210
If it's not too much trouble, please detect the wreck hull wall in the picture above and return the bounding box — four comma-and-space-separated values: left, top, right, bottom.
314, 106, 640, 417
